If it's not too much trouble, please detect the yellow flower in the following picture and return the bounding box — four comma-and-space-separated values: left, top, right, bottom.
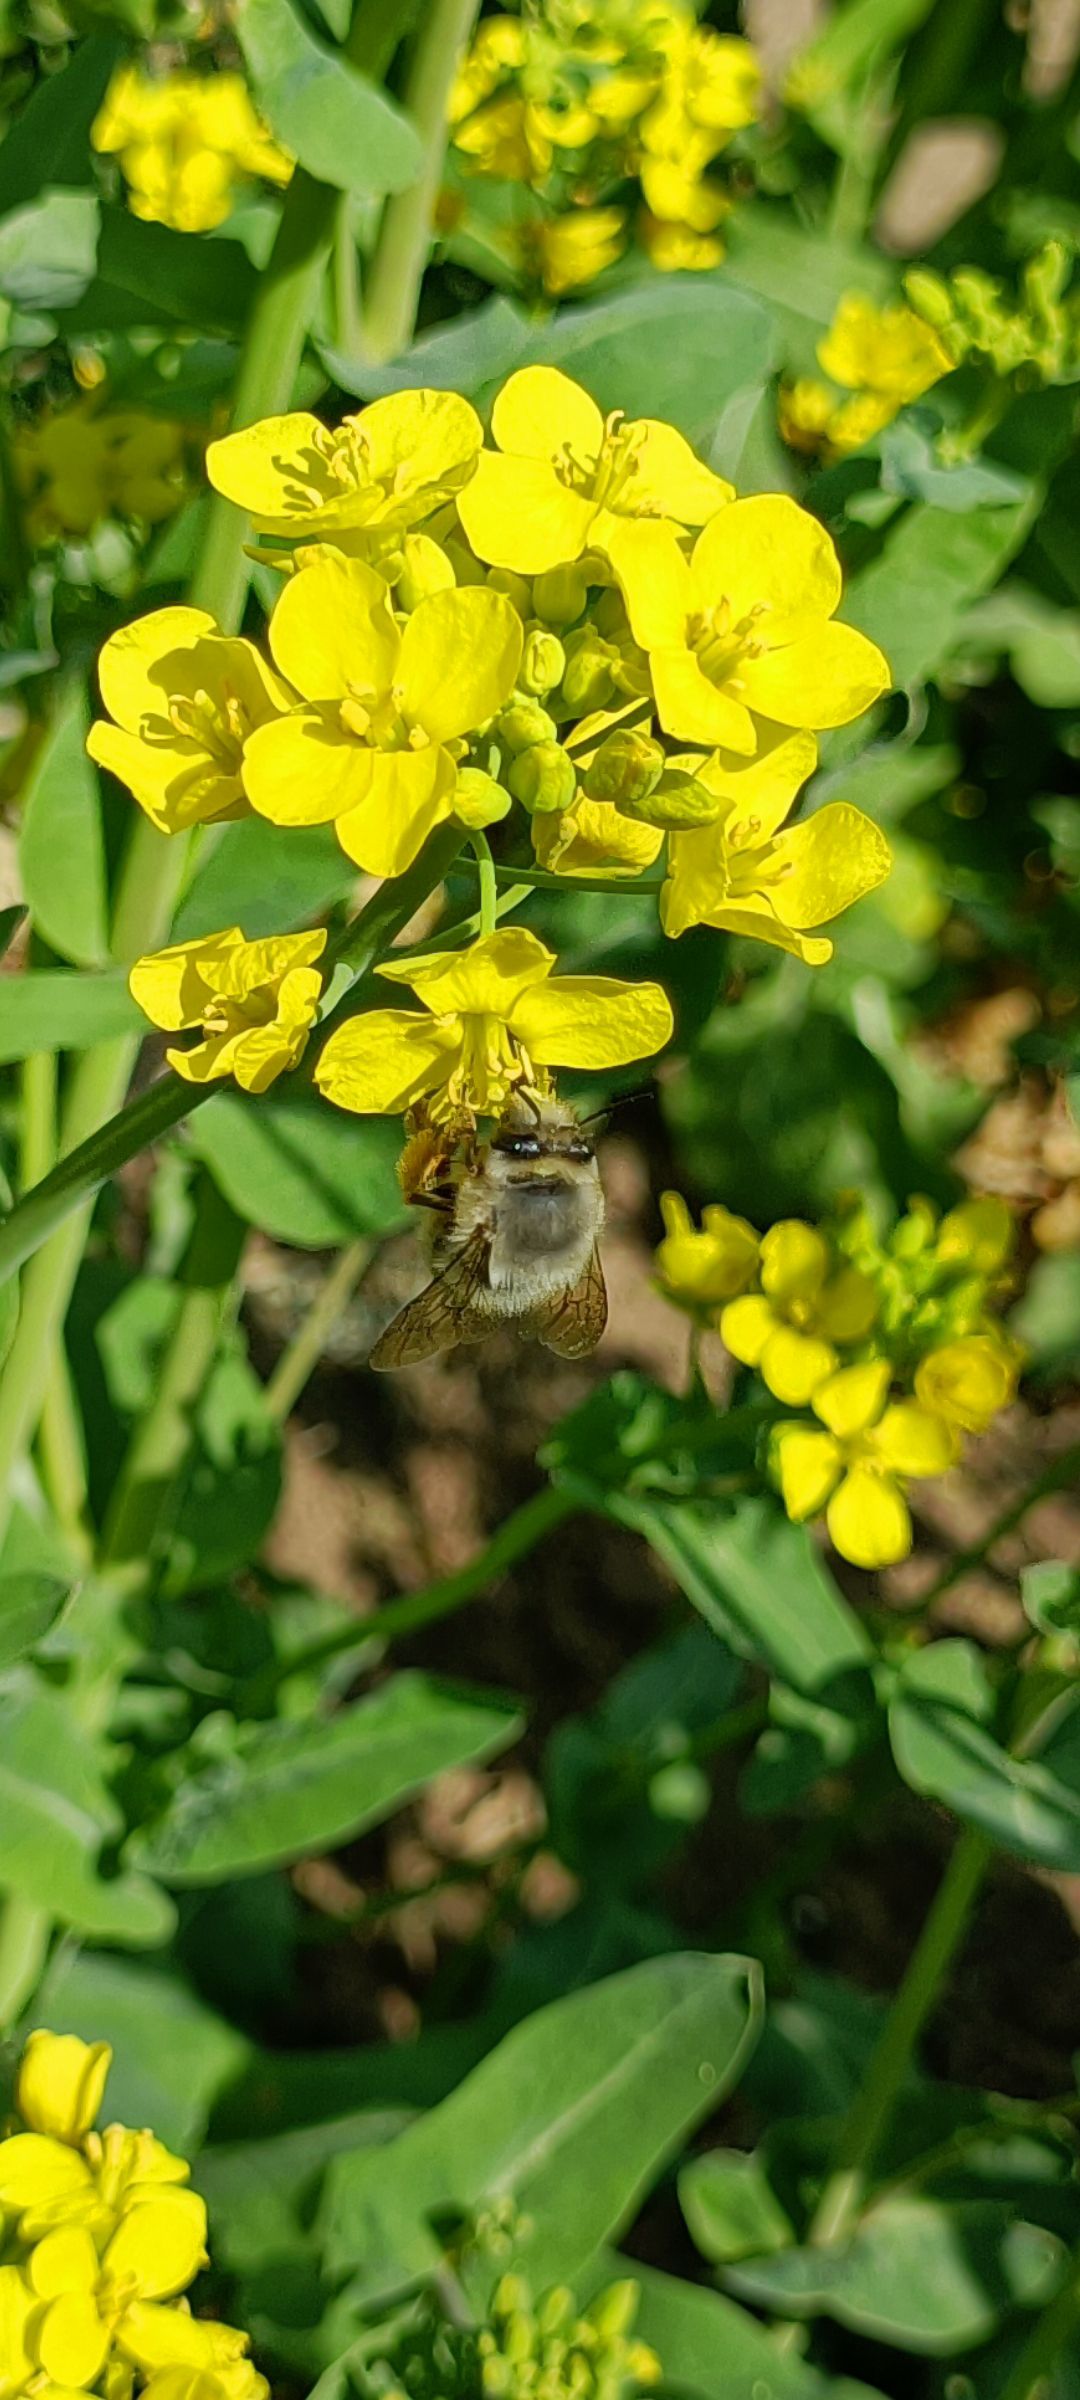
87, 607, 291, 835
818, 293, 953, 409
92, 66, 291, 233
659, 732, 891, 961
775, 1358, 958, 1569
16, 2034, 111, 2147
241, 553, 521, 876
914, 1334, 1020, 1434
616, 495, 890, 754
315, 926, 673, 1122
0, 2264, 37, 2395
13, 405, 189, 540
448, 14, 528, 124
452, 91, 549, 180
655, 1191, 759, 1310
527, 207, 627, 295
935, 1197, 1014, 1277
637, 208, 727, 273
721, 1220, 878, 1405
129, 928, 326, 1093
640, 25, 762, 156
26, 2200, 210, 2387
777, 378, 840, 459
205, 390, 481, 542
456, 365, 732, 577
531, 790, 664, 878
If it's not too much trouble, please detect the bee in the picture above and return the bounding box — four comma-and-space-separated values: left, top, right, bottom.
369, 1092, 607, 1369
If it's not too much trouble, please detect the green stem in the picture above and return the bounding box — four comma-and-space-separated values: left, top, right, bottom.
39, 1355, 92, 1564
470, 829, 498, 937
807, 1825, 992, 2247
0, 1894, 50, 2028
918, 1444, 1080, 1609
244, 1482, 576, 1710
998, 2237, 1080, 2400
362, 0, 481, 364
332, 193, 363, 358
493, 864, 665, 897
264, 1238, 371, 1422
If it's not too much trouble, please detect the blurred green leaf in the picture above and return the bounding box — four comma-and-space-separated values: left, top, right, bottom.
0, 36, 118, 214
63, 207, 256, 335
0, 188, 98, 313
0, 970, 140, 1063
34, 1950, 249, 2150
18, 681, 109, 966
0, 1666, 174, 1942
533, 278, 777, 448
196, 2108, 412, 2272
0, 1571, 69, 1669
961, 585, 1080, 707
1020, 1560, 1080, 1640
879, 420, 1031, 513
889, 1641, 1080, 1869
166, 1342, 282, 1593
610, 1496, 870, 1695
843, 498, 1036, 690
619, 2256, 879, 2400
0, 907, 26, 961
236, 0, 422, 196
188, 1090, 408, 1247
680, 2148, 795, 2266
740, 1670, 878, 1815
174, 818, 357, 941
324, 294, 530, 400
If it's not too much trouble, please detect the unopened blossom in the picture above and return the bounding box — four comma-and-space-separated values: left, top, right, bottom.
93, 66, 290, 233
721, 1220, 878, 1406
914, 1333, 1021, 1433
206, 390, 481, 541
87, 606, 291, 833
655, 1192, 760, 1311
526, 207, 627, 295
775, 1358, 958, 1569
315, 927, 673, 1122
16, 2031, 111, 2146
129, 928, 326, 1092
532, 789, 664, 878
659, 733, 891, 960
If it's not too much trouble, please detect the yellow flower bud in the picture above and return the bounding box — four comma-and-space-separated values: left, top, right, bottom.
16, 2031, 112, 2145
533, 563, 589, 626
582, 729, 664, 809
509, 740, 577, 815
561, 628, 618, 713
499, 699, 557, 754
454, 766, 512, 827
487, 566, 533, 615
936, 1196, 1013, 1277
914, 1334, 1020, 1433
520, 627, 566, 696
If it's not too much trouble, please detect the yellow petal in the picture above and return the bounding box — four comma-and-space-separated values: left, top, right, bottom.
0, 2133, 93, 2210
205, 412, 331, 523
509, 975, 674, 1069
0, 2265, 36, 2385
95, 606, 215, 731
532, 794, 663, 877
104, 2193, 207, 2300
334, 747, 455, 877
767, 802, 892, 926
691, 727, 818, 841
379, 925, 554, 1015
718, 1293, 776, 1367
760, 1220, 828, 1306
359, 389, 481, 495
266, 553, 398, 702
775, 1425, 842, 1520
652, 646, 756, 752
936, 1198, 1014, 1275
691, 494, 843, 624
242, 707, 373, 826
490, 366, 603, 465
128, 930, 243, 1030
27, 2229, 99, 2300
205, 928, 325, 999
661, 887, 835, 961
614, 419, 732, 525
815, 1264, 879, 1343
737, 621, 891, 730
118, 2306, 248, 2374
827, 1467, 912, 1569
16, 2034, 111, 2146
398, 586, 522, 742
760, 1324, 837, 1405
914, 1336, 1019, 1433
813, 1358, 891, 1440
872, 1401, 959, 1479
315, 1010, 461, 1115
35, 2294, 111, 2389
88, 722, 245, 835
456, 450, 596, 573
610, 522, 694, 651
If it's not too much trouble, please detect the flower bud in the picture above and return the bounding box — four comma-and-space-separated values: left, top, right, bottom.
1023, 238, 1069, 319
453, 767, 511, 827
582, 728, 664, 808
395, 533, 455, 611
509, 740, 577, 815
533, 562, 589, 626
16, 2031, 112, 2144
586, 2282, 639, 2342
499, 699, 557, 754
620, 767, 725, 829
561, 628, 618, 713
487, 566, 532, 615
903, 267, 954, 330
520, 627, 566, 696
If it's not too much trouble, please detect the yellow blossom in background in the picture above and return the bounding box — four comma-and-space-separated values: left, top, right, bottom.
779, 292, 954, 461
775, 1357, 958, 1568
92, 64, 291, 233
721, 1219, 878, 1406
526, 205, 628, 294
87, 606, 292, 833
13, 403, 190, 541
16, 2032, 112, 2146
456, 364, 733, 576
315, 927, 673, 1122
655, 1191, 760, 1311
129, 928, 326, 1092
206, 388, 481, 543
241, 553, 522, 875
914, 1333, 1021, 1432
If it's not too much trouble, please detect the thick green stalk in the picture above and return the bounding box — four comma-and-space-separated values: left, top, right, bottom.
807, 1826, 992, 2247
264, 1238, 371, 1422
362, 0, 481, 363
998, 2237, 1080, 2400
0, 1893, 50, 2028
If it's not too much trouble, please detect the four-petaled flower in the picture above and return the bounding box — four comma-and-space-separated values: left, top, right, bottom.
129, 928, 326, 1091
87, 606, 291, 833
456, 365, 732, 577
315, 928, 674, 1123
655, 1191, 760, 1311
721, 1219, 878, 1405
206, 390, 481, 540
775, 1357, 958, 1569
242, 554, 522, 875
92, 65, 291, 234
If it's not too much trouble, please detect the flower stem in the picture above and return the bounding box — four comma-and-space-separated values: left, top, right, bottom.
361, 0, 481, 365
470, 829, 498, 937
493, 864, 665, 897
807, 1824, 992, 2247
0, 1893, 50, 2028
264, 1237, 371, 1423
997, 2235, 1080, 2400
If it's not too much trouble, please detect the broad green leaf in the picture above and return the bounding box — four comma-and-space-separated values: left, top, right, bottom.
0, 970, 140, 1063
236, 0, 422, 197
879, 420, 1030, 514
0, 189, 98, 313
609, 1496, 870, 1695
35, 1949, 250, 2151
188, 1091, 408, 1247
324, 294, 531, 401
724, 2196, 1064, 2354
19, 682, 109, 965
889, 1641, 1080, 1870
961, 584, 1080, 707
128, 1671, 523, 1884
531, 278, 778, 448
196, 2109, 412, 2272
174, 817, 357, 941
166, 1342, 281, 1594
0, 1572, 70, 1670
613, 2257, 873, 2400
740, 1671, 878, 1815
843, 498, 1036, 690
63, 206, 257, 336
1021, 1560, 1080, 1639
320, 1951, 763, 2302
719, 209, 890, 368
0, 37, 119, 214
680, 2148, 794, 2266
0, 1668, 174, 1943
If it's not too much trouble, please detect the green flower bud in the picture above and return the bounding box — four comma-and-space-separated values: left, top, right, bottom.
561, 628, 618, 713
454, 767, 512, 828
521, 627, 567, 696
620, 767, 725, 829
509, 740, 577, 815
903, 267, 954, 330
396, 532, 454, 611
488, 566, 533, 615
533, 562, 589, 626
537, 2291, 575, 2339
582, 728, 664, 808
499, 699, 558, 754
1023, 238, 1070, 319
586, 2283, 639, 2344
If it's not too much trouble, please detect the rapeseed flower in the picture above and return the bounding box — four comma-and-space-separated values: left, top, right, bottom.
456, 365, 732, 577
779, 292, 953, 461
129, 928, 326, 1091
315, 927, 673, 1122
16, 2032, 112, 2146
532, 789, 664, 877
526, 206, 627, 294
206, 390, 481, 541
914, 1334, 1021, 1433
241, 554, 522, 875
655, 1192, 760, 1311
659, 732, 891, 959
87, 606, 291, 833
13, 404, 189, 541
92, 65, 291, 233
721, 1220, 878, 1405
775, 1357, 958, 1569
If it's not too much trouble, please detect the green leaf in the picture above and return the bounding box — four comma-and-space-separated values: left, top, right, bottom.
723, 2196, 1064, 2354
34, 1949, 249, 2151
173, 817, 356, 941
0, 970, 140, 1063
615, 2257, 875, 2400
740, 1672, 878, 1815
196, 2108, 412, 2272
888, 1641, 1080, 1870
0, 907, 26, 962
166, 1342, 282, 1594
879, 419, 1031, 513
236, 0, 422, 197
680, 2148, 795, 2266
719, 207, 891, 367
0, 1572, 70, 1670
961, 584, 1080, 707
0, 36, 119, 215
843, 498, 1037, 690
0, 188, 99, 314
608, 1496, 870, 1695
128, 1671, 523, 1884
188, 1090, 408, 1247
532, 278, 778, 448
323, 294, 531, 401
18, 682, 109, 966
63, 206, 257, 336
320, 1951, 762, 2302
0, 1667, 174, 1943
1021, 1560, 1080, 1639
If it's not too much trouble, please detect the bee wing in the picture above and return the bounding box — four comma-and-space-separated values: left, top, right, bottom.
369, 1233, 492, 1370
520, 1245, 608, 1359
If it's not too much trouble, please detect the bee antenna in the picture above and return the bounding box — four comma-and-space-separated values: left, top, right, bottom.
578, 1086, 651, 1129
517, 1083, 543, 1123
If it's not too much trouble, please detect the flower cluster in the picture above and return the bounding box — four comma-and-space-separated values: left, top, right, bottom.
447, 1, 763, 290
361, 2272, 660, 2400
92, 65, 291, 233
779, 293, 953, 463
13, 403, 192, 543
0, 2029, 264, 2400
656, 1191, 1021, 1568
905, 240, 1080, 390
